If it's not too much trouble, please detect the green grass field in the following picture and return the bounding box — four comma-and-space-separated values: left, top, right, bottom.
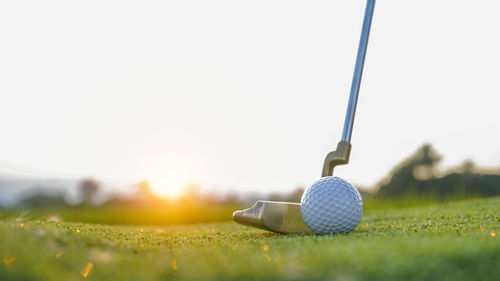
1, 197, 499, 281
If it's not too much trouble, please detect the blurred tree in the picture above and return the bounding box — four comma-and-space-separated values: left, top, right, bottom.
460, 159, 475, 174
137, 180, 155, 199
377, 144, 499, 199
377, 144, 441, 197
216, 192, 238, 204
178, 184, 202, 205
419, 143, 442, 166
286, 187, 305, 203
79, 178, 100, 205
266, 187, 305, 203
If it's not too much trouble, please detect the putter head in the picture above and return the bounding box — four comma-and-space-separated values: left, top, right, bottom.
233, 200, 313, 234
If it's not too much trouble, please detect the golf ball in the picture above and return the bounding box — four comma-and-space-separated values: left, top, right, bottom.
300, 176, 363, 234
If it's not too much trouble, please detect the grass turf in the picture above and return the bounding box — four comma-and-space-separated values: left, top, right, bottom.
1, 197, 499, 281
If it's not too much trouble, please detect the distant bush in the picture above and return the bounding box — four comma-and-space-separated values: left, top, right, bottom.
377, 144, 500, 199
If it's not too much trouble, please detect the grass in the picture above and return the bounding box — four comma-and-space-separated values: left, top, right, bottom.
0, 197, 499, 281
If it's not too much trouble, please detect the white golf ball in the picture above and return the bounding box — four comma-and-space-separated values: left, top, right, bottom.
300, 176, 363, 234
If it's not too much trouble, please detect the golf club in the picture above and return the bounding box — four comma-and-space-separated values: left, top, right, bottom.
233, 0, 375, 234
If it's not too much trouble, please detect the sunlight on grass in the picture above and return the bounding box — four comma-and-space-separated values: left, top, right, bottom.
80, 262, 93, 278
3, 257, 14, 266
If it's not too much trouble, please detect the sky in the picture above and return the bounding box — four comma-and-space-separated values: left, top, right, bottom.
1, 0, 499, 198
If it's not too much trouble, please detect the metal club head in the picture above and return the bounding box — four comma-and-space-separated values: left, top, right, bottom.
232, 200, 313, 234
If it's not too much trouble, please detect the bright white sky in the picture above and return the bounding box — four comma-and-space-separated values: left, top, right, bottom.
1, 0, 499, 197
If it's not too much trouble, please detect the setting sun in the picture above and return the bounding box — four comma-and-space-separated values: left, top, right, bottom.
149, 178, 185, 199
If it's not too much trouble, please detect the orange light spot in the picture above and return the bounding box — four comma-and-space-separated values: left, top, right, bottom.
81, 262, 94, 278
76, 229, 80, 233
3, 257, 15, 266
171, 258, 178, 270
490, 231, 497, 237
140, 229, 144, 233
19, 224, 24, 227
393, 221, 396, 225
263, 254, 271, 262
263, 244, 269, 252
56, 251, 64, 258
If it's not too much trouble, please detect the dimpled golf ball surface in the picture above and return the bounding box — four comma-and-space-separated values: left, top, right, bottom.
301, 176, 363, 234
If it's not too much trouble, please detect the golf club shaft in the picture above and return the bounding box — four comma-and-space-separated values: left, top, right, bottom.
341, 0, 375, 142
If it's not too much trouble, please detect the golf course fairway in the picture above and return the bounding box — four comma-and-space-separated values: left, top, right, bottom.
1, 197, 499, 281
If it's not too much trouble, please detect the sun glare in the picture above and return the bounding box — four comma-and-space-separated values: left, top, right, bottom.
150, 178, 185, 199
